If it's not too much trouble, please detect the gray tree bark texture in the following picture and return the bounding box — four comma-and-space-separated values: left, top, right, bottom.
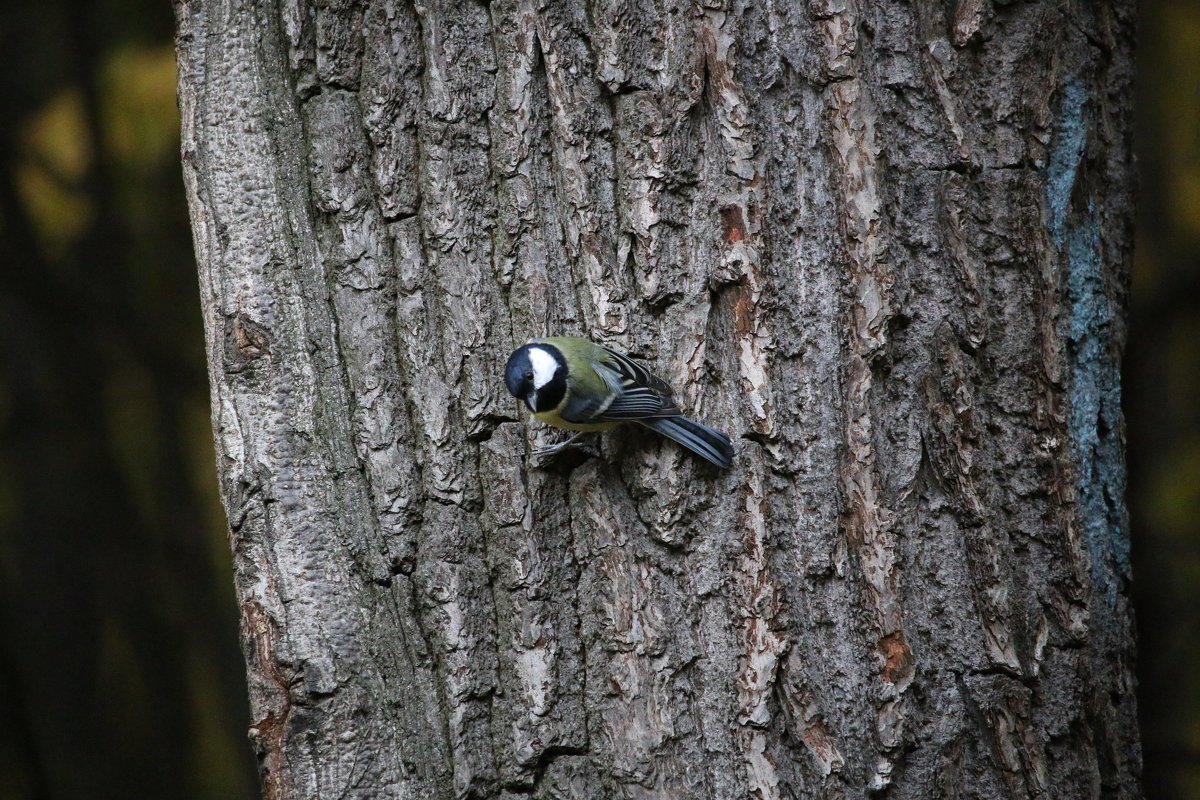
175, 0, 1140, 797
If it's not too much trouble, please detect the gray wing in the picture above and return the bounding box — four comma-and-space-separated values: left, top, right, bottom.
592, 347, 681, 420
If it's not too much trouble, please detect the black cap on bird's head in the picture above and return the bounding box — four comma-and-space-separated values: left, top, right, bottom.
504, 343, 566, 412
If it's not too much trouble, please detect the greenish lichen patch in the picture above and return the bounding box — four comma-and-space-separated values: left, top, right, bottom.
1046, 77, 1132, 605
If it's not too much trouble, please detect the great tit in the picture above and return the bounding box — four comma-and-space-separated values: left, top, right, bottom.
503, 336, 734, 469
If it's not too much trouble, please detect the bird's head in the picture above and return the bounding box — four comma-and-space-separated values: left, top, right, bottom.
504, 343, 566, 412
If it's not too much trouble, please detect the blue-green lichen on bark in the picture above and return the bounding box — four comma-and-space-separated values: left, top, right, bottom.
1045, 76, 1132, 605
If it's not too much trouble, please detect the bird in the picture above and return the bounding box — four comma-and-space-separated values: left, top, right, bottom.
503, 336, 734, 469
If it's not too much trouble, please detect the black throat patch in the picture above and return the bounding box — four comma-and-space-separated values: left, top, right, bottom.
533, 376, 566, 412
530, 347, 567, 412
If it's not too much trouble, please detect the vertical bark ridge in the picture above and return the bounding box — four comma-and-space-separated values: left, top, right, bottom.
487, 3, 598, 792
701, 7, 775, 438
813, 0, 917, 789
178, 0, 459, 794
403, 2, 506, 795
293, 0, 465, 795
534, 7, 628, 343
490, 0, 567, 335
572, 462, 704, 797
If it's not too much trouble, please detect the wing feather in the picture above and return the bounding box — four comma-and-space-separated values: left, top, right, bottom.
591, 349, 680, 420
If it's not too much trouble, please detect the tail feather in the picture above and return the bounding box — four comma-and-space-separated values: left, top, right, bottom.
640, 415, 734, 469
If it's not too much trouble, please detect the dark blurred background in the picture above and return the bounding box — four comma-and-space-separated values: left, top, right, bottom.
1128, 0, 1200, 794
0, 0, 256, 797
0, 0, 1194, 798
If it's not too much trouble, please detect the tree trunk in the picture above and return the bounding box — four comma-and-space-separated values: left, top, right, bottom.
174, 0, 1140, 797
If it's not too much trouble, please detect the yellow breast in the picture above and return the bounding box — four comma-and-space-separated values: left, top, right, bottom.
532, 409, 617, 432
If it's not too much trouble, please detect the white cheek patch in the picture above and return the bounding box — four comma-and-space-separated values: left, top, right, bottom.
527, 347, 559, 390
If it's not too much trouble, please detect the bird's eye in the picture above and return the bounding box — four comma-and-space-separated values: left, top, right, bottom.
524, 370, 534, 381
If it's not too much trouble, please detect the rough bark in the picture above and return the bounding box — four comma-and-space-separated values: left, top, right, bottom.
175, 0, 1140, 797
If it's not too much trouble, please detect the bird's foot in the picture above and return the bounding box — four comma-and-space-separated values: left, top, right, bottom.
531, 432, 593, 459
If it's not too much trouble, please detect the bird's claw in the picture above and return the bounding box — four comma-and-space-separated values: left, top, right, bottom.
529, 432, 592, 460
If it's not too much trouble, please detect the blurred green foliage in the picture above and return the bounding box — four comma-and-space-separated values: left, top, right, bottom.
0, 0, 254, 797
1130, 0, 1200, 796
0, 0, 1193, 797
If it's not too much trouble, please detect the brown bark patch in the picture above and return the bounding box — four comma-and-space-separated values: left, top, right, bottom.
733, 281, 757, 339
721, 205, 747, 242
224, 312, 271, 364
880, 631, 914, 686
243, 601, 293, 800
